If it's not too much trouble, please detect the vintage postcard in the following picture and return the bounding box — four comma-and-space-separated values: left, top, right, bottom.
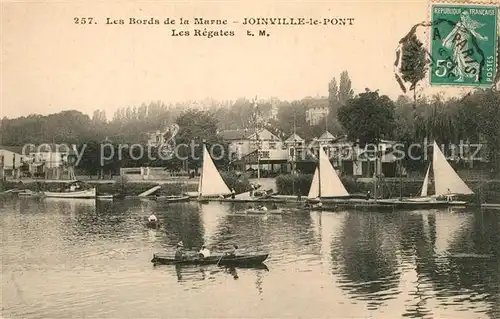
1, 0, 500, 318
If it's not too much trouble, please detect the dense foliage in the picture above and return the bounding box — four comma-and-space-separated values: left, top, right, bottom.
337, 90, 396, 146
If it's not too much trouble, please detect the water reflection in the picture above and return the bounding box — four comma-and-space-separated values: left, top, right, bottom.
333, 211, 401, 310
2, 198, 500, 319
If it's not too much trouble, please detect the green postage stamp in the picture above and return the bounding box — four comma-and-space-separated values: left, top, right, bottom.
430, 4, 498, 86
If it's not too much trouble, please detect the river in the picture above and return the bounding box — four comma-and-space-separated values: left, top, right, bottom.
1, 198, 499, 318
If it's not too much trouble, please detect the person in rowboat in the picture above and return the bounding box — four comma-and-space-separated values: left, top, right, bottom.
175, 241, 185, 260
198, 245, 211, 258
227, 244, 239, 257
148, 214, 158, 222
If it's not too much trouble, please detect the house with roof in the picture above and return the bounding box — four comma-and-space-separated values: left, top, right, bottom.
219, 128, 289, 176
326, 137, 401, 178
295, 132, 401, 178
0, 146, 28, 179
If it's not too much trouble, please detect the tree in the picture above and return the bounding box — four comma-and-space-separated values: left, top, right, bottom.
328, 78, 339, 109
338, 71, 354, 106
337, 90, 396, 146
175, 109, 222, 172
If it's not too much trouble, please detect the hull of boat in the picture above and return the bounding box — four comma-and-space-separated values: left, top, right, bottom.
244, 209, 284, 215
403, 197, 435, 203
151, 253, 269, 266
145, 220, 161, 228
44, 188, 96, 198
481, 203, 500, 210
18, 191, 44, 198
154, 195, 190, 203
309, 205, 338, 211
97, 195, 114, 200
380, 199, 468, 209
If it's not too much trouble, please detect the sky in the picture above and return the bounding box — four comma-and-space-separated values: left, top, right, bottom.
1, 0, 492, 119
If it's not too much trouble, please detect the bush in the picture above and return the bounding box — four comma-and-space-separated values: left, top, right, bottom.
276, 174, 430, 198
276, 174, 314, 195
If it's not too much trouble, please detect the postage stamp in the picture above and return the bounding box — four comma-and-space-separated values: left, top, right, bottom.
430, 4, 498, 86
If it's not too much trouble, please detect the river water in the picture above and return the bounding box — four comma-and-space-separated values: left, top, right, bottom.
1, 198, 499, 318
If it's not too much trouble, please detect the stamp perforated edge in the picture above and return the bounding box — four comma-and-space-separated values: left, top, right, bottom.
427, 0, 500, 88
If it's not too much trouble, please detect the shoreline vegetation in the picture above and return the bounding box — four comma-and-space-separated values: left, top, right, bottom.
2, 173, 499, 204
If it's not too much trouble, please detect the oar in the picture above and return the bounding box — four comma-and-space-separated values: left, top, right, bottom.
216, 253, 225, 266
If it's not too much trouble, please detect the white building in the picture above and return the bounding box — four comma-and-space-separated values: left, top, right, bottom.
305, 98, 329, 125
24, 144, 78, 179
0, 146, 27, 178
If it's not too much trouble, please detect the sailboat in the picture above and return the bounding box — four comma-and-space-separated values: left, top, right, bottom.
385, 141, 473, 207
306, 146, 398, 210
196, 144, 232, 201
307, 146, 351, 201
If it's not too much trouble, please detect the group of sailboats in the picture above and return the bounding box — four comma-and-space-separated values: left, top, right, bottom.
306, 141, 475, 209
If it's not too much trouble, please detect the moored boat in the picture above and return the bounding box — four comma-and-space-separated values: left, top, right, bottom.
44, 189, 96, 199
151, 253, 269, 266
383, 141, 474, 209
44, 181, 96, 199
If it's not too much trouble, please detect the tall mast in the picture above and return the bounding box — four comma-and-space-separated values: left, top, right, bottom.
253, 96, 260, 180
293, 113, 297, 174
198, 140, 205, 198
318, 145, 322, 198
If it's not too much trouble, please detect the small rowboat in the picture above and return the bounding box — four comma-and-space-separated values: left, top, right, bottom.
245, 209, 285, 215
151, 253, 269, 266
145, 220, 161, 228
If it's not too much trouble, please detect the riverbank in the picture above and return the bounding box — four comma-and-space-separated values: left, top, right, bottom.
0, 180, 197, 196
0, 171, 253, 196
276, 174, 500, 204
2, 175, 499, 204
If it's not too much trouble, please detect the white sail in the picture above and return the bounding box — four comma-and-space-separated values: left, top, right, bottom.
198, 145, 231, 197
308, 147, 349, 198
420, 163, 431, 197
432, 141, 473, 196
308, 168, 320, 199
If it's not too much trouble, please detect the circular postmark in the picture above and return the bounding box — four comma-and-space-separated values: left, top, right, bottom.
158, 123, 179, 160
394, 4, 499, 91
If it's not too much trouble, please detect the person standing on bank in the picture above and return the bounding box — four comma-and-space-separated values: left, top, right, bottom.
175, 241, 185, 260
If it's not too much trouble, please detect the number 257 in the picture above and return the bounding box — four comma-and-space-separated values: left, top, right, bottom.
74, 17, 94, 24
